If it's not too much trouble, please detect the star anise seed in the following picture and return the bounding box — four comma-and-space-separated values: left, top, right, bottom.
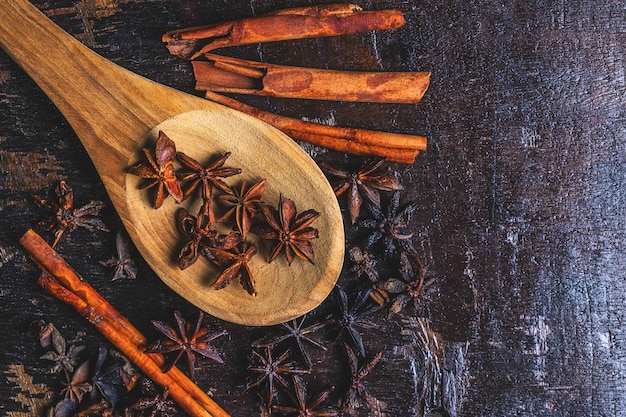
206, 240, 258, 295
253, 194, 320, 265
321, 158, 403, 224
361, 191, 417, 258
247, 346, 310, 407
217, 179, 267, 239
35, 181, 109, 247
127, 131, 183, 209
145, 310, 226, 381
177, 151, 241, 201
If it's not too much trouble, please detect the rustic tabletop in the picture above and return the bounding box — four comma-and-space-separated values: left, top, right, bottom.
1, 1, 624, 416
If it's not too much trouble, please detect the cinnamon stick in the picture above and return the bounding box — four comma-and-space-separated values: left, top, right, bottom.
20, 229, 230, 417
203, 91, 424, 164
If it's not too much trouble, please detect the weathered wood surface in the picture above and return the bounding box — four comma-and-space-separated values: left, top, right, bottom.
1, 1, 624, 416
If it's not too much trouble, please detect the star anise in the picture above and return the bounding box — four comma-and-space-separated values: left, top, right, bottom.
329, 287, 379, 358
253, 194, 320, 265
217, 179, 267, 239
176, 200, 242, 270
205, 240, 258, 295
320, 158, 403, 224
247, 346, 310, 407
342, 344, 384, 415
361, 191, 417, 258
252, 314, 327, 369
348, 246, 379, 284
382, 251, 435, 317
39, 324, 86, 373
35, 181, 109, 247
90, 348, 124, 407
127, 131, 183, 209
272, 377, 338, 417
145, 310, 226, 380
176, 151, 241, 201
131, 387, 178, 417
60, 360, 92, 403
100, 230, 137, 281
76, 399, 122, 417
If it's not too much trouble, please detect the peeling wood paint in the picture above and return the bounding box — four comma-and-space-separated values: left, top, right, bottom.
5, 364, 54, 417
0, 150, 64, 191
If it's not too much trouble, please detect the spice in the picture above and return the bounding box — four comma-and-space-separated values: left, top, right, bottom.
361, 190, 417, 257
252, 314, 327, 369
320, 158, 403, 224
100, 230, 137, 281
272, 377, 338, 417
382, 251, 435, 318
131, 387, 178, 417
330, 287, 379, 358
253, 194, 320, 265
60, 360, 92, 403
39, 324, 86, 373
145, 310, 226, 381
20, 229, 231, 417
217, 179, 267, 239
246, 346, 310, 407
206, 240, 258, 295
176, 151, 241, 201
126, 131, 183, 209
342, 344, 383, 414
35, 181, 108, 247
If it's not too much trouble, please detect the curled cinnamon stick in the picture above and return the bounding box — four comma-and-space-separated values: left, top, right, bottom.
20, 229, 230, 417
203, 91, 424, 164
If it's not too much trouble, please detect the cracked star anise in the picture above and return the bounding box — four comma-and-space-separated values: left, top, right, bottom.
126, 131, 183, 209
176, 151, 241, 200
131, 387, 178, 417
342, 344, 384, 415
320, 158, 403, 224
361, 191, 417, 258
382, 251, 435, 317
253, 194, 320, 265
35, 181, 109, 247
246, 346, 310, 407
145, 310, 226, 380
100, 230, 137, 281
205, 240, 258, 295
217, 179, 267, 239
176, 200, 242, 270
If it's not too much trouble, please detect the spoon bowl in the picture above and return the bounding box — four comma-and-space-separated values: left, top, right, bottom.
0, 0, 344, 325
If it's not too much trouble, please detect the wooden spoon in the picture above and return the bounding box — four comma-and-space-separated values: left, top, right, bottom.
0, 0, 344, 326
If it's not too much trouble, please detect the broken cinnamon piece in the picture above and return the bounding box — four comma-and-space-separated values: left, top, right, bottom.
163, 4, 405, 59
203, 91, 425, 164
19, 229, 230, 417
193, 54, 431, 104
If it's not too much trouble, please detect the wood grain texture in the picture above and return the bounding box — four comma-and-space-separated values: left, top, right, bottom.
1, 0, 624, 416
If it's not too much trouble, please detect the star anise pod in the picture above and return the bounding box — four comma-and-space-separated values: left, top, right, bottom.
127, 131, 183, 209
253, 194, 320, 265
361, 191, 417, 258
35, 181, 109, 247
342, 344, 384, 415
145, 310, 226, 380
76, 399, 122, 417
247, 346, 310, 407
217, 179, 267, 239
272, 377, 339, 417
176, 151, 241, 201
60, 360, 92, 403
382, 251, 435, 317
348, 246, 379, 284
100, 230, 137, 281
205, 240, 258, 295
90, 348, 125, 407
320, 158, 403, 224
40, 324, 86, 373
131, 387, 178, 417
252, 314, 327, 369
176, 200, 242, 270
329, 287, 379, 358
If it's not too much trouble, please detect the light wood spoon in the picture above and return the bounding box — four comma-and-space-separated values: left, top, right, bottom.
0, 0, 344, 326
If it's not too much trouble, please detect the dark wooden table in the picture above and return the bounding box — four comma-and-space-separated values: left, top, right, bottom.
2, 1, 624, 416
